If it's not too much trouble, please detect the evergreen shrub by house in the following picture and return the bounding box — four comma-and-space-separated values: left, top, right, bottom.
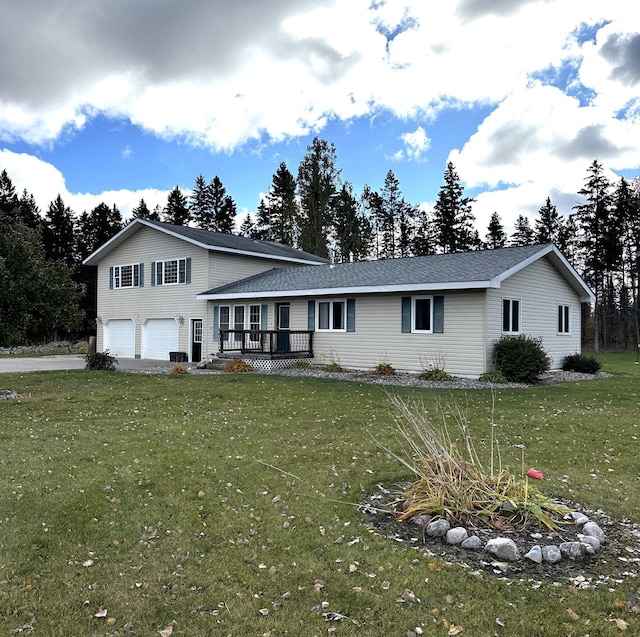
562, 353, 601, 374
493, 334, 550, 384
418, 368, 453, 381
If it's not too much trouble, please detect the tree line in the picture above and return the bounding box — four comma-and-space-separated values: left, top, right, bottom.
1, 136, 639, 351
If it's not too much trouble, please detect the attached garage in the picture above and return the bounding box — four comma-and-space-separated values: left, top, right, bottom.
104, 320, 135, 358
142, 319, 179, 360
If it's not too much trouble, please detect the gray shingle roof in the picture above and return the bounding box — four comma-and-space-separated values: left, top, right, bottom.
83, 218, 329, 266
198, 243, 593, 299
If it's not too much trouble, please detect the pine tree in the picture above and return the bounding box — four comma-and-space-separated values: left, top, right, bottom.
43, 195, 76, 266
510, 214, 535, 246
297, 137, 341, 258
163, 186, 191, 226
209, 176, 236, 234
190, 174, 215, 230
485, 212, 506, 249
333, 182, 371, 262
0, 169, 19, 223
535, 197, 563, 244
239, 212, 255, 238
432, 162, 476, 253
573, 160, 616, 353
132, 198, 158, 220
17, 190, 41, 229
265, 162, 298, 245
412, 206, 436, 256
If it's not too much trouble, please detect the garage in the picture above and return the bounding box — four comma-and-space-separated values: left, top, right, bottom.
142, 319, 179, 360
104, 320, 135, 358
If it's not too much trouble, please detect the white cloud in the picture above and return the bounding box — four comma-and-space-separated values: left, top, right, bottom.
395, 126, 431, 162
0, 149, 167, 219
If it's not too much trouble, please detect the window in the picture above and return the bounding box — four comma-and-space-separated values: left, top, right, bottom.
412, 296, 432, 332
112, 264, 141, 289
153, 258, 190, 285
558, 304, 570, 334
502, 298, 520, 333
218, 304, 263, 341
317, 300, 345, 331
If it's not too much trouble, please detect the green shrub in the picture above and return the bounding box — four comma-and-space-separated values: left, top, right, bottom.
418, 368, 452, 381
493, 335, 550, 384
372, 362, 396, 376
324, 362, 344, 373
478, 370, 508, 384
85, 350, 118, 371
562, 353, 601, 374
223, 359, 254, 373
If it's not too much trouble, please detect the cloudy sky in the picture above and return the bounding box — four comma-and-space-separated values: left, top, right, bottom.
1, 0, 639, 235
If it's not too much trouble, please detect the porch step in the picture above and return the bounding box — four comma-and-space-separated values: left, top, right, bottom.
200, 357, 227, 371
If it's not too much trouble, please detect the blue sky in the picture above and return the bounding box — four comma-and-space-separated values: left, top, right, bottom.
1, 0, 639, 235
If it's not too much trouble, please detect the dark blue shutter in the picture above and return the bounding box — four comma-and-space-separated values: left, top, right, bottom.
401, 297, 411, 333
139, 263, 144, 288
346, 298, 356, 332
213, 306, 220, 343
260, 304, 268, 329
185, 257, 191, 284
109, 266, 114, 289
151, 262, 156, 286
433, 295, 444, 333
308, 300, 315, 330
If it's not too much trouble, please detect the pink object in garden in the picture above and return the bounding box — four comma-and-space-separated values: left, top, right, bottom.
526, 468, 545, 480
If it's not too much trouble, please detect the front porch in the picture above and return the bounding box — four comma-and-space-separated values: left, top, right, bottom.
218, 329, 314, 359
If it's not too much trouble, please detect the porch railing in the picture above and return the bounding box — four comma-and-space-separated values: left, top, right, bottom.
218, 330, 314, 357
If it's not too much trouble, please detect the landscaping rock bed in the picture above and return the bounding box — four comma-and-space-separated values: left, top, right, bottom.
361, 485, 640, 586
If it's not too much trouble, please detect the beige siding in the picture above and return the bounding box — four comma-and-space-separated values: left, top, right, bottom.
95, 226, 309, 359
282, 291, 488, 376
486, 256, 582, 370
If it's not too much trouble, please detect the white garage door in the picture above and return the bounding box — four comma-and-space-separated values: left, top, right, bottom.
104, 320, 135, 358
142, 319, 179, 360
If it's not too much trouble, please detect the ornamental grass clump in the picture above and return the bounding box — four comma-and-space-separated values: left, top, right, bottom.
384, 395, 570, 531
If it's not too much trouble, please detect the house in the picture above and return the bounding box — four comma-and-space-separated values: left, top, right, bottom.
85, 219, 594, 377
82, 218, 328, 362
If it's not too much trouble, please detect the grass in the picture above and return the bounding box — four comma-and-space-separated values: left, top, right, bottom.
0, 360, 638, 636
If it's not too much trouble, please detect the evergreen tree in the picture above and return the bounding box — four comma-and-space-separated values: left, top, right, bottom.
75, 203, 123, 262
132, 198, 158, 220
412, 206, 436, 256
265, 162, 298, 245
297, 137, 341, 258
333, 182, 371, 262
190, 174, 215, 230
17, 189, 42, 229
239, 212, 255, 238
485, 212, 506, 248
510, 214, 535, 246
432, 162, 476, 253
209, 176, 236, 234
361, 185, 384, 259
573, 160, 616, 353
252, 200, 271, 240
163, 186, 191, 226
0, 169, 18, 218
43, 195, 76, 266
534, 197, 564, 244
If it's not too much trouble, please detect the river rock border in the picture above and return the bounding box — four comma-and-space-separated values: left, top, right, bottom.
361, 485, 640, 584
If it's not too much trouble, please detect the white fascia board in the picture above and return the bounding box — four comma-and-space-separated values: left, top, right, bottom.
196, 280, 492, 301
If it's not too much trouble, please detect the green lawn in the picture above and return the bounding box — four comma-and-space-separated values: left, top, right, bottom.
0, 362, 638, 636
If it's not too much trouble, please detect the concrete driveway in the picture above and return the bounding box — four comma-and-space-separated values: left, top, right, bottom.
0, 355, 87, 373
0, 356, 179, 374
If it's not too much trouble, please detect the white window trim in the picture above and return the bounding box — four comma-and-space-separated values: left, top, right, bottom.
220, 304, 262, 332
114, 263, 140, 289
558, 303, 571, 335
411, 295, 433, 333
316, 299, 346, 332
502, 297, 521, 334
156, 257, 187, 286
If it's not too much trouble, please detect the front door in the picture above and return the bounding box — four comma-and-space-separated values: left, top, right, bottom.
191, 319, 203, 362
276, 303, 290, 354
